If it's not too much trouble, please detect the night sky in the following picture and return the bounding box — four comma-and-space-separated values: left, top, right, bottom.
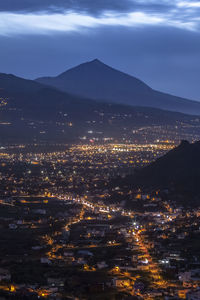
1, 0, 200, 101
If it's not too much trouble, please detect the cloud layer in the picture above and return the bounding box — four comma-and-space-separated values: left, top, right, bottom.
0, 0, 173, 14
0, 0, 200, 35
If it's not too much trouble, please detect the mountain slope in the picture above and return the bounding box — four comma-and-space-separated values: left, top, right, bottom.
0, 72, 200, 143
123, 140, 200, 197
0, 73, 43, 93
36, 59, 200, 115
0, 72, 95, 116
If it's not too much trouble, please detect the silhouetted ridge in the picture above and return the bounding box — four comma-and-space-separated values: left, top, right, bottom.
36, 59, 200, 115
123, 141, 200, 200
179, 140, 190, 147
1, 71, 200, 144
90, 58, 103, 64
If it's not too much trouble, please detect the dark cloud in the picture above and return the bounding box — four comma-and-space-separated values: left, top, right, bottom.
0, 0, 174, 14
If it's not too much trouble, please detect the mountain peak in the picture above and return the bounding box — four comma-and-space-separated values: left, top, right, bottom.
83, 58, 108, 69
179, 140, 190, 147
35, 60, 200, 115
90, 58, 103, 64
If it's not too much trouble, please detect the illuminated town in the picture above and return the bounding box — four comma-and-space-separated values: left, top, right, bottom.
0, 141, 199, 300
1, 1, 200, 298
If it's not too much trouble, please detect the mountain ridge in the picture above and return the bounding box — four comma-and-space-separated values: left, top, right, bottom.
1, 71, 200, 144
36, 59, 200, 115
121, 140, 200, 200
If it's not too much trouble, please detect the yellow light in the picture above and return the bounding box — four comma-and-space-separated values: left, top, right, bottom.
10, 285, 16, 292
